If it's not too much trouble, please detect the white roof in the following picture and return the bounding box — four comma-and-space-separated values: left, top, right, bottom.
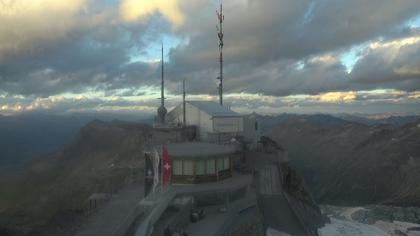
187, 101, 240, 117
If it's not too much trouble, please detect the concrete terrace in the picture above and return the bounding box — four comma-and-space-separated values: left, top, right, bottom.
134, 173, 253, 236
75, 184, 144, 236
74, 150, 314, 236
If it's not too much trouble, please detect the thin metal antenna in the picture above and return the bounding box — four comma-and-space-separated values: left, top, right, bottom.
156, 43, 167, 126
216, 0, 224, 106
183, 80, 186, 126
161, 43, 165, 108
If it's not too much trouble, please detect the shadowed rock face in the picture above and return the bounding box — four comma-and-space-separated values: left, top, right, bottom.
0, 120, 151, 235
264, 115, 420, 206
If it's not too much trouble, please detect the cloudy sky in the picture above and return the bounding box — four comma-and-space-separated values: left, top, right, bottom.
0, 0, 419, 116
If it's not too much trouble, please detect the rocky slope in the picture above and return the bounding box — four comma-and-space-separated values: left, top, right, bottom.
264, 115, 420, 206
0, 120, 151, 235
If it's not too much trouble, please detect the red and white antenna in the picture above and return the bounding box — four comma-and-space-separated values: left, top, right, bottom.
216, 0, 224, 106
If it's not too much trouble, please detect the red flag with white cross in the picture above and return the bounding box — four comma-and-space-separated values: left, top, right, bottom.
162, 146, 171, 186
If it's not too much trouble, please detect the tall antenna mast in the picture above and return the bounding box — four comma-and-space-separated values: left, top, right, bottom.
216, 0, 224, 106
156, 43, 167, 126
161, 43, 165, 108
183, 80, 186, 126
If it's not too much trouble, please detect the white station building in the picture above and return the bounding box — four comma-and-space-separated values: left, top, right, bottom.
167, 100, 260, 147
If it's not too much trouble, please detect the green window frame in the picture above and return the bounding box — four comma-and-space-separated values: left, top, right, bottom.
196, 160, 206, 175
223, 157, 230, 170
183, 160, 194, 175
217, 158, 224, 171
173, 160, 183, 175
206, 159, 215, 174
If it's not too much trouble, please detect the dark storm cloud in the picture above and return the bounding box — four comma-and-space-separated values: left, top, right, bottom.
350, 37, 420, 91
0, 0, 419, 114
225, 58, 350, 96
167, 0, 420, 96
0, 22, 163, 96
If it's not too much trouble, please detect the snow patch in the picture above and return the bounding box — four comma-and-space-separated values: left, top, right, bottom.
319, 218, 390, 236
374, 220, 420, 236
266, 227, 290, 236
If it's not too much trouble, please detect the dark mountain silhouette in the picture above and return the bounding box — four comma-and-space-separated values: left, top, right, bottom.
262, 114, 420, 206
0, 120, 151, 235
0, 114, 90, 166
0, 113, 153, 167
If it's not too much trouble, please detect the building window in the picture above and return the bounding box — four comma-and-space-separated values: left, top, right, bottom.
183, 160, 194, 175
196, 160, 205, 175
223, 157, 230, 170
206, 159, 215, 174
255, 121, 258, 131
173, 160, 183, 175
217, 158, 224, 171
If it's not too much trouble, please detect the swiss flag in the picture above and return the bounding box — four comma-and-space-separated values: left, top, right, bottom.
162, 146, 171, 186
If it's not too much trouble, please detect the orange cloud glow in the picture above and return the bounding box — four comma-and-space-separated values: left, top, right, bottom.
120, 0, 185, 28
317, 91, 357, 103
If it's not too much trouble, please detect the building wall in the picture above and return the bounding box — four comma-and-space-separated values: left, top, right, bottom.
182, 103, 213, 141
152, 126, 197, 144
207, 117, 243, 143
198, 110, 213, 140
242, 116, 261, 149
167, 103, 244, 142
166, 104, 183, 126
212, 117, 243, 133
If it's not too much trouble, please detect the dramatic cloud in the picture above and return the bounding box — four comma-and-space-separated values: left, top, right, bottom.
120, 0, 185, 28
0, 0, 419, 115
0, 0, 90, 60
166, 0, 420, 97
350, 35, 420, 90
317, 92, 357, 104
1, 90, 419, 116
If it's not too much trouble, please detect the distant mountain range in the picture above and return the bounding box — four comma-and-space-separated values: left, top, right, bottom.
0, 113, 152, 167
0, 114, 90, 166
261, 114, 420, 206
257, 113, 420, 131
336, 113, 420, 126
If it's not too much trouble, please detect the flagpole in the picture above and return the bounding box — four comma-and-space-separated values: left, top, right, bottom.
152, 147, 160, 198
161, 144, 164, 193
153, 149, 156, 197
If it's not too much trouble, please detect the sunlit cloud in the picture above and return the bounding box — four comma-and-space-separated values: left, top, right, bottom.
2, 89, 418, 116
120, 0, 185, 28
309, 55, 339, 65
408, 91, 420, 99
0, 0, 88, 59
317, 92, 357, 103
350, 35, 420, 85
369, 36, 420, 50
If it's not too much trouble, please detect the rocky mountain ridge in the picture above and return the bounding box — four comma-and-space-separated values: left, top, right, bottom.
263, 115, 420, 206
